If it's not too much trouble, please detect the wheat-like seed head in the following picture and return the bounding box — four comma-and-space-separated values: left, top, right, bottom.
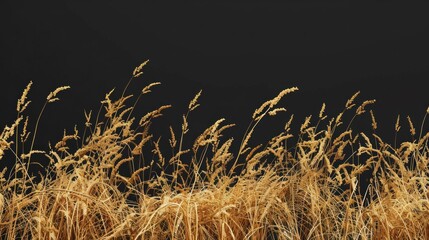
407, 115, 416, 136
268, 107, 286, 116
300, 115, 312, 133
284, 114, 294, 132
17, 81, 32, 113
169, 126, 177, 148
142, 82, 161, 94
189, 90, 202, 111
181, 115, 189, 135
133, 59, 150, 77
370, 110, 377, 130
47, 86, 70, 103
395, 114, 401, 132
139, 105, 172, 125
345, 91, 360, 109
356, 99, 376, 115
335, 112, 343, 125
20, 116, 30, 143
319, 103, 326, 119
269, 87, 299, 108
253, 87, 298, 120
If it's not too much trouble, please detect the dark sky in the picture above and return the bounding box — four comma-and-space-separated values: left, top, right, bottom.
1, 1, 428, 152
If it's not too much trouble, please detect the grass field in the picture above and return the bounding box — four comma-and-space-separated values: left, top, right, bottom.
1, 62, 428, 239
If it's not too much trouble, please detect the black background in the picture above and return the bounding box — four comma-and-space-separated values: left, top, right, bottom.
1, 1, 428, 169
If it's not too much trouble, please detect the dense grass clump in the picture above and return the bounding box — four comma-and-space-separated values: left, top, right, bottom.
1, 62, 428, 239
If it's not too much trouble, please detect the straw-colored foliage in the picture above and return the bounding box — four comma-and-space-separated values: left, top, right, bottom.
1, 62, 428, 239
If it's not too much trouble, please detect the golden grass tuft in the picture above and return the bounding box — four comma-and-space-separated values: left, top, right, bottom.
0, 62, 428, 239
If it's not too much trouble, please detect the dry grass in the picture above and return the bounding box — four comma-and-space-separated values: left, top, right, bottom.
1, 62, 428, 239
